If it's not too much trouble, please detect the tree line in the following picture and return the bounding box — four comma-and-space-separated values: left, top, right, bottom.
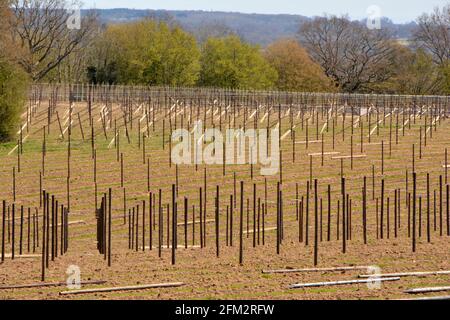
48, 4, 450, 95
0, 0, 449, 141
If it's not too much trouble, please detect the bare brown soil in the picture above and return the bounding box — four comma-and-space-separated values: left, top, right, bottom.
0, 100, 449, 300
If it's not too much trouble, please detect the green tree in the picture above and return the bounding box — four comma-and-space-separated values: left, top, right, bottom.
372, 45, 443, 95
142, 23, 200, 86
0, 1, 29, 142
89, 19, 200, 86
0, 58, 29, 142
199, 36, 277, 89
440, 62, 450, 95
265, 39, 334, 92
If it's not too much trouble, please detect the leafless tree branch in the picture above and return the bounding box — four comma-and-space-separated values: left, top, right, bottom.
9, 0, 97, 81
299, 15, 395, 92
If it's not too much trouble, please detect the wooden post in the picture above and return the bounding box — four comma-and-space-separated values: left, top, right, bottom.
135, 204, 139, 253
434, 190, 437, 232
27, 207, 30, 253
408, 193, 411, 237
108, 188, 112, 266
262, 202, 265, 245
203, 168, 207, 247
239, 181, 244, 265
158, 189, 162, 258
447, 185, 449, 236
387, 197, 390, 239
172, 184, 176, 265
276, 182, 280, 254
199, 187, 203, 248
33, 209, 37, 253
123, 188, 126, 225
342, 177, 346, 253
296, 183, 299, 221
128, 209, 131, 249
215, 185, 219, 257
314, 179, 319, 266
192, 205, 195, 246
142, 200, 145, 252
306, 181, 310, 246
394, 190, 398, 238
120, 153, 124, 188
51, 197, 55, 261
427, 174, 431, 243
184, 197, 188, 249
230, 195, 233, 246
381, 179, 385, 239
11, 203, 15, 260
327, 185, 331, 241
440, 175, 443, 236
350, 135, 353, 170
147, 158, 150, 192
60, 204, 63, 256
253, 184, 256, 248
13, 167, 16, 202
413, 172, 417, 252
257, 198, 261, 245
149, 193, 153, 250
363, 177, 367, 244
41, 192, 46, 281
19, 206, 23, 255
1, 200, 5, 262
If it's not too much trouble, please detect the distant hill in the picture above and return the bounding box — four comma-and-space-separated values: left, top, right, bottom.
85, 9, 417, 46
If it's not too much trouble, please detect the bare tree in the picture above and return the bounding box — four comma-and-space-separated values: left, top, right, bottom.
414, 5, 450, 65
299, 15, 395, 92
9, 0, 97, 81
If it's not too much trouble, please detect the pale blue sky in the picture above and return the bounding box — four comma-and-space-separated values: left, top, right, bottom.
82, 0, 449, 23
